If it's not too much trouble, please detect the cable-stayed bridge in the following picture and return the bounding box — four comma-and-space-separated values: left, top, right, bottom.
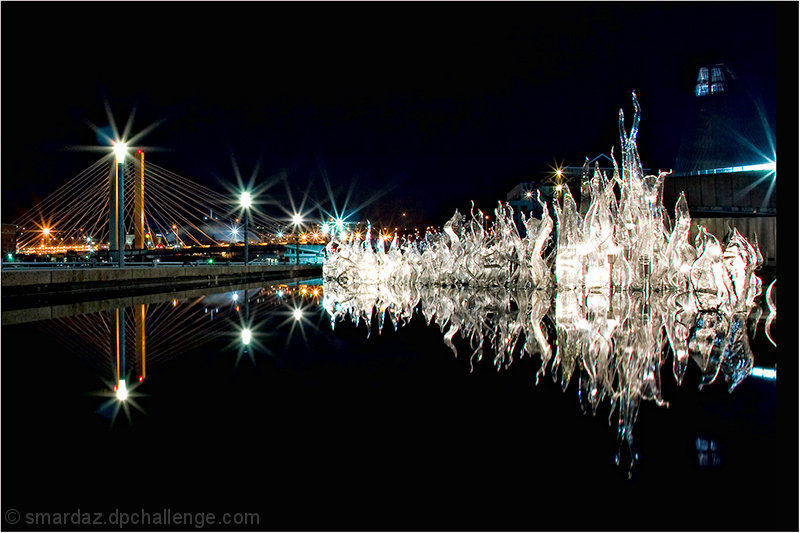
9, 150, 326, 264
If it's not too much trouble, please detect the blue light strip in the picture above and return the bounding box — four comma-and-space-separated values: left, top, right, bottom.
682, 162, 775, 177
750, 367, 777, 380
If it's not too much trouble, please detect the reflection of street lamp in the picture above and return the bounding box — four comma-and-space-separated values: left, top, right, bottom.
240, 289, 251, 355
111, 306, 127, 401
240, 191, 253, 265
116, 379, 128, 401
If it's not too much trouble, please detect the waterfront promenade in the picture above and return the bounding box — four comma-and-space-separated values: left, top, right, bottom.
1, 263, 321, 310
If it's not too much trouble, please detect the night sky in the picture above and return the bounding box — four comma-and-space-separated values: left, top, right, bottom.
1, 2, 783, 227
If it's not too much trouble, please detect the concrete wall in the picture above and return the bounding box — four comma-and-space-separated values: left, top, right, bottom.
1, 264, 322, 305
663, 172, 776, 215
691, 216, 776, 264
2, 275, 321, 326
2, 264, 320, 288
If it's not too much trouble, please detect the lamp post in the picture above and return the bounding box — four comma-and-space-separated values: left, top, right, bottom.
240, 191, 252, 266
113, 141, 127, 267
292, 213, 303, 265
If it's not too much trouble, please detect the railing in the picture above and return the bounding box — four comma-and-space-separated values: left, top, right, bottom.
2, 261, 105, 269
1, 258, 323, 270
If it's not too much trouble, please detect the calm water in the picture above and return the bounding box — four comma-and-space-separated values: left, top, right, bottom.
1, 278, 790, 530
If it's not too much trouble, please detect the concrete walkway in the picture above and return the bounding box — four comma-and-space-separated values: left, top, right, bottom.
1, 264, 322, 309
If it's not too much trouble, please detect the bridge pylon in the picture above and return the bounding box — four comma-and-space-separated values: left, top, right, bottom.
135, 150, 146, 250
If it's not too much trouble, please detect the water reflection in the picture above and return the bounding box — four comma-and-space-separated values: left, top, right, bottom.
22, 267, 775, 470
32, 280, 324, 420
322, 277, 776, 470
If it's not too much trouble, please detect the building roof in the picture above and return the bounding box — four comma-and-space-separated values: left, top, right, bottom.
674, 63, 773, 174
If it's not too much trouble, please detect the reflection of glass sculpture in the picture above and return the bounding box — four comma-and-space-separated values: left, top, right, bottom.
323, 277, 770, 470
322, 93, 773, 470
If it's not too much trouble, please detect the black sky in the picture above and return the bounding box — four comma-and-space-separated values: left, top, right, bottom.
1, 1, 782, 226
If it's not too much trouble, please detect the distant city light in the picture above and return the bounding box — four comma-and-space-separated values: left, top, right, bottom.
277, 232, 284, 239
42, 227, 50, 236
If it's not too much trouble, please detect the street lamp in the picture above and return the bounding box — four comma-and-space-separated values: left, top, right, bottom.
292, 213, 303, 265
240, 191, 253, 265
113, 141, 127, 267
114, 142, 127, 163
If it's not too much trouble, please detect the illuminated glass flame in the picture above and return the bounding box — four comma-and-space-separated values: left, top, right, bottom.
321, 92, 773, 471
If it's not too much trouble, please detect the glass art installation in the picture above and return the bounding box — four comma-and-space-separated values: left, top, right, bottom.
322, 93, 774, 470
